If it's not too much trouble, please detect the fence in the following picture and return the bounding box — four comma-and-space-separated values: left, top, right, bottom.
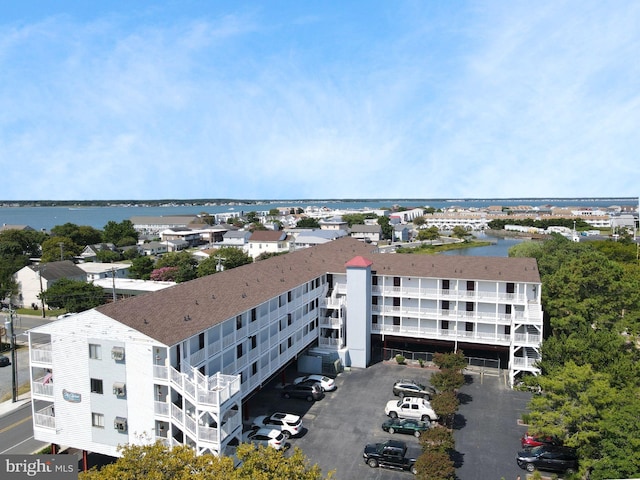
382, 347, 500, 370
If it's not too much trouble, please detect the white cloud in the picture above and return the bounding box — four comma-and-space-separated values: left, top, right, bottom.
0, 1, 638, 200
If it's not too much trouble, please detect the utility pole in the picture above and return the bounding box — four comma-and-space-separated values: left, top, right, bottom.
38, 264, 46, 318
4, 301, 18, 402
214, 254, 226, 272
111, 267, 117, 302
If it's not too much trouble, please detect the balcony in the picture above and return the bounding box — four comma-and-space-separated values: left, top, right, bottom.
30, 346, 52, 365
31, 376, 54, 398
34, 404, 55, 429
318, 337, 343, 348
373, 285, 527, 303
371, 323, 511, 346
170, 367, 241, 408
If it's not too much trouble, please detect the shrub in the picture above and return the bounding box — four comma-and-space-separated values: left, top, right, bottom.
395, 354, 406, 365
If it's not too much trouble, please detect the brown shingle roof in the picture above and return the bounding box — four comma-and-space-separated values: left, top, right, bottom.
249, 230, 287, 242
96, 237, 540, 346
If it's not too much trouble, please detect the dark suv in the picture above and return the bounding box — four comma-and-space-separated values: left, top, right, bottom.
516, 445, 578, 474
363, 439, 418, 474
281, 382, 322, 401
393, 379, 437, 400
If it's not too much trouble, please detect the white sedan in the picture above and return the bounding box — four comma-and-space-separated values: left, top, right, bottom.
293, 374, 336, 392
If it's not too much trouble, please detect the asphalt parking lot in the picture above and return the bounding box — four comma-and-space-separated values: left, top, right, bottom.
244, 360, 532, 480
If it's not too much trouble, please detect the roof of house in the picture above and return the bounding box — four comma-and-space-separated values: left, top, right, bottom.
350, 224, 382, 233
76, 262, 130, 275
95, 237, 540, 347
249, 230, 288, 242
31, 261, 86, 281
0, 224, 34, 232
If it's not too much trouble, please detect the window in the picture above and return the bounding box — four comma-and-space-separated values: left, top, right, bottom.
372, 315, 378, 324
236, 344, 243, 359
393, 277, 401, 287
441, 320, 449, 330
89, 344, 101, 360
236, 316, 242, 330
90, 378, 103, 394
505, 304, 512, 315
372, 275, 378, 285
466, 302, 474, 312
393, 297, 400, 307
466, 281, 475, 291
441, 279, 450, 290
92, 412, 104, 428
465, 322, 474, 332
393, 317, 400, 326
250, 335, 257, 350
251, 308, 257, 322
506, 282, 515, 294
441, 300, 450, 311
199, 333, 205, 350
372, 296, 378, 305
252, 362, 258, 376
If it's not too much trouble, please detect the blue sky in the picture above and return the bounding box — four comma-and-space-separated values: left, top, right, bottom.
1, 1, 639, 200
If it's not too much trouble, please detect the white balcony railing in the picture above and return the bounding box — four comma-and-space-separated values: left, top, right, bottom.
30, 347, 52, 365
34, 405, 56, 429
31, 377, 54, 398
371, 323, 512, 346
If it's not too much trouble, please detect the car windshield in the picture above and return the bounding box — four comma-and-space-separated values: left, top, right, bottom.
528, 446, 545, 455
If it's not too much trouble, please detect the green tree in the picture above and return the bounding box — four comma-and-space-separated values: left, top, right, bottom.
417, 227, 440, 241
377, 216, 393, 240
79, 442, 333, 480
432, 351, 467, 371
0, 229, 45, 299
214, 246, 253, 270
451, 226, 468, 239
129, 256, 155, 280
95, 250, 122, 263
103, 220, 139, 246
41, 278, 106, 312
296, 217, 321, 228
40, 236, 81, 262
414, 449, 455, 480
413, 216, 426, 227
430, 391, 459, 428
245, 211, 259, 223
51, 223, 103, 246
155, 251, 198, 283
430, 369, 465, 393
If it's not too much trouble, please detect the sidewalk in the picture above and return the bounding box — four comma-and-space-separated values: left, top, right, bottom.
0, 391, 31, 417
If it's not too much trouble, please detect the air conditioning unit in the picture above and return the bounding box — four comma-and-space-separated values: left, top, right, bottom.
113, 382, 126, 398
114, 417, 128, 432
111, 347, 125, 361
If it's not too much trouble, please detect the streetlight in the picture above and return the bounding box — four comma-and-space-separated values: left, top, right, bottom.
4, 304, 18, 403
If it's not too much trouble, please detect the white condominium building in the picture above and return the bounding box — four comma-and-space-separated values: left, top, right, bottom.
29, 237, 542, 458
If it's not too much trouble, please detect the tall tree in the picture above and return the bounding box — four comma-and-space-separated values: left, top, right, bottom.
42, 278, 106, 312
154, 251, 198, 283
103, 220, 139, 246
40, 236, 81, 262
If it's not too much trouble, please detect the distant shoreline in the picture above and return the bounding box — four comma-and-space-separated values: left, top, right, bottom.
1, 197, 637, 208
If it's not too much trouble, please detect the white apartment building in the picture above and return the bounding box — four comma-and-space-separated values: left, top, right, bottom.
29, 237, 542, 459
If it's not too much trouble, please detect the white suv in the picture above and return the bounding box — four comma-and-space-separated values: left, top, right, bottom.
385, 396, 437, 422
252, 412, 303, 438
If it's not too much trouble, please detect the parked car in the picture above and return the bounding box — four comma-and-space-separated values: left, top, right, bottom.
516, 445, 578, 474
0, 355, 10, 367
381, 418, 430, 438
385, 397, 437, 422
363, 439, 418, 474
393, 379, 437, 400
242, 428, 286, 450
281, 382, 323, 401
252, 412, 303, 438
521, 432, 563, 448
293, 374, 336, 392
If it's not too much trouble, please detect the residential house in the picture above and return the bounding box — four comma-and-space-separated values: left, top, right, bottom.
77, 263, 131, 282
78, 244, 117, 263
139, 241, 168, 257
292, 229, 348, 249
217, 231, 251, 248
14, 261, 86, 310
246, 230, 292, 259
349, 224, 382, 244
393, 224, 411, 242
318, 217, 349, 231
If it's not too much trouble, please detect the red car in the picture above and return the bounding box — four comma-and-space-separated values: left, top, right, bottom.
521, 432, 562, 448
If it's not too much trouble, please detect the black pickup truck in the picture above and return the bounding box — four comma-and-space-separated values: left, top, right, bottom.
363, 439, 418, 474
